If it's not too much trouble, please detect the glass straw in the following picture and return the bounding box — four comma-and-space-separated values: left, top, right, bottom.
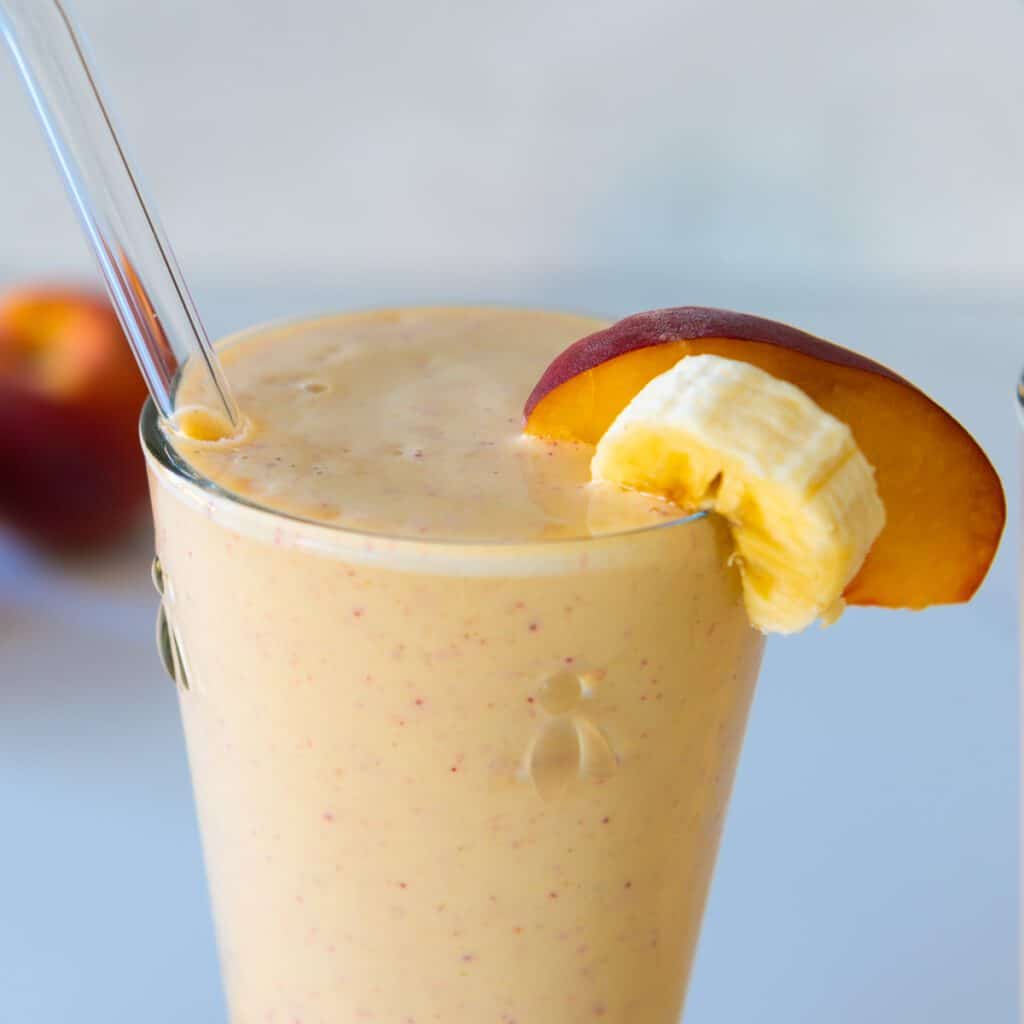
0, 0, 241, 430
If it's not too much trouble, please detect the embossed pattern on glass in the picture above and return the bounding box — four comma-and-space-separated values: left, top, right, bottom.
526, 666, 618, 799
152, 556, 189, 690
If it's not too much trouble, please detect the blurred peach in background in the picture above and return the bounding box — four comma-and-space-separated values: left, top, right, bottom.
0, 288, 147, 548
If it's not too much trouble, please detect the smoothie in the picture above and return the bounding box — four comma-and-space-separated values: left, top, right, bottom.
145, 307, 765, 1023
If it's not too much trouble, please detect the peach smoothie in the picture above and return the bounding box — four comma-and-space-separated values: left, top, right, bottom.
144, 307, 765, 1023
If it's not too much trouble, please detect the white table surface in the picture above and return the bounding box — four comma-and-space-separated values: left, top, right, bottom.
1, 280, 1018, 1022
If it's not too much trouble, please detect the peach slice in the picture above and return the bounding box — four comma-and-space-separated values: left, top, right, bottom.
524, 307, 1004, 609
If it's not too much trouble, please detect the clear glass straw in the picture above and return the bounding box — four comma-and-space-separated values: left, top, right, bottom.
0, 0, 240, 429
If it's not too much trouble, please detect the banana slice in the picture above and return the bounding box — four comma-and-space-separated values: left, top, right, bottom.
591, 354, 886, 634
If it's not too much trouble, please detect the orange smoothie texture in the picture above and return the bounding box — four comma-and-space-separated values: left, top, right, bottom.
148, 307, 765, 1023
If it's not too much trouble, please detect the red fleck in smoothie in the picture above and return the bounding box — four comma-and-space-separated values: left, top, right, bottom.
144, 307, 765, 1023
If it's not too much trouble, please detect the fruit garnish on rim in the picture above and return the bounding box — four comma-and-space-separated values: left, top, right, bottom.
524, 307, 1004, 634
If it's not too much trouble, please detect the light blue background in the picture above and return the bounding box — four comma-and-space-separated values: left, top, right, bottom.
0, 0, 1020, 1020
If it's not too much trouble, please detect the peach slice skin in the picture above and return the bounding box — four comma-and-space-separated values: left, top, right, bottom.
524, 307, 1004, 609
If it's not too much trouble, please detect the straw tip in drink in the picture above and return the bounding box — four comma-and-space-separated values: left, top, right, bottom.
169, 404, 240, 443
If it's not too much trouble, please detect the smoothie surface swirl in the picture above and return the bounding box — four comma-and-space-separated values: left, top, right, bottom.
172, 307, 682, 542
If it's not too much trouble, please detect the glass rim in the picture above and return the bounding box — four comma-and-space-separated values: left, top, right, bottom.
140, 401, 702, 555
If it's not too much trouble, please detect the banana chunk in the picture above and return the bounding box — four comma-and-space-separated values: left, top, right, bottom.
591, 354, 886, 634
